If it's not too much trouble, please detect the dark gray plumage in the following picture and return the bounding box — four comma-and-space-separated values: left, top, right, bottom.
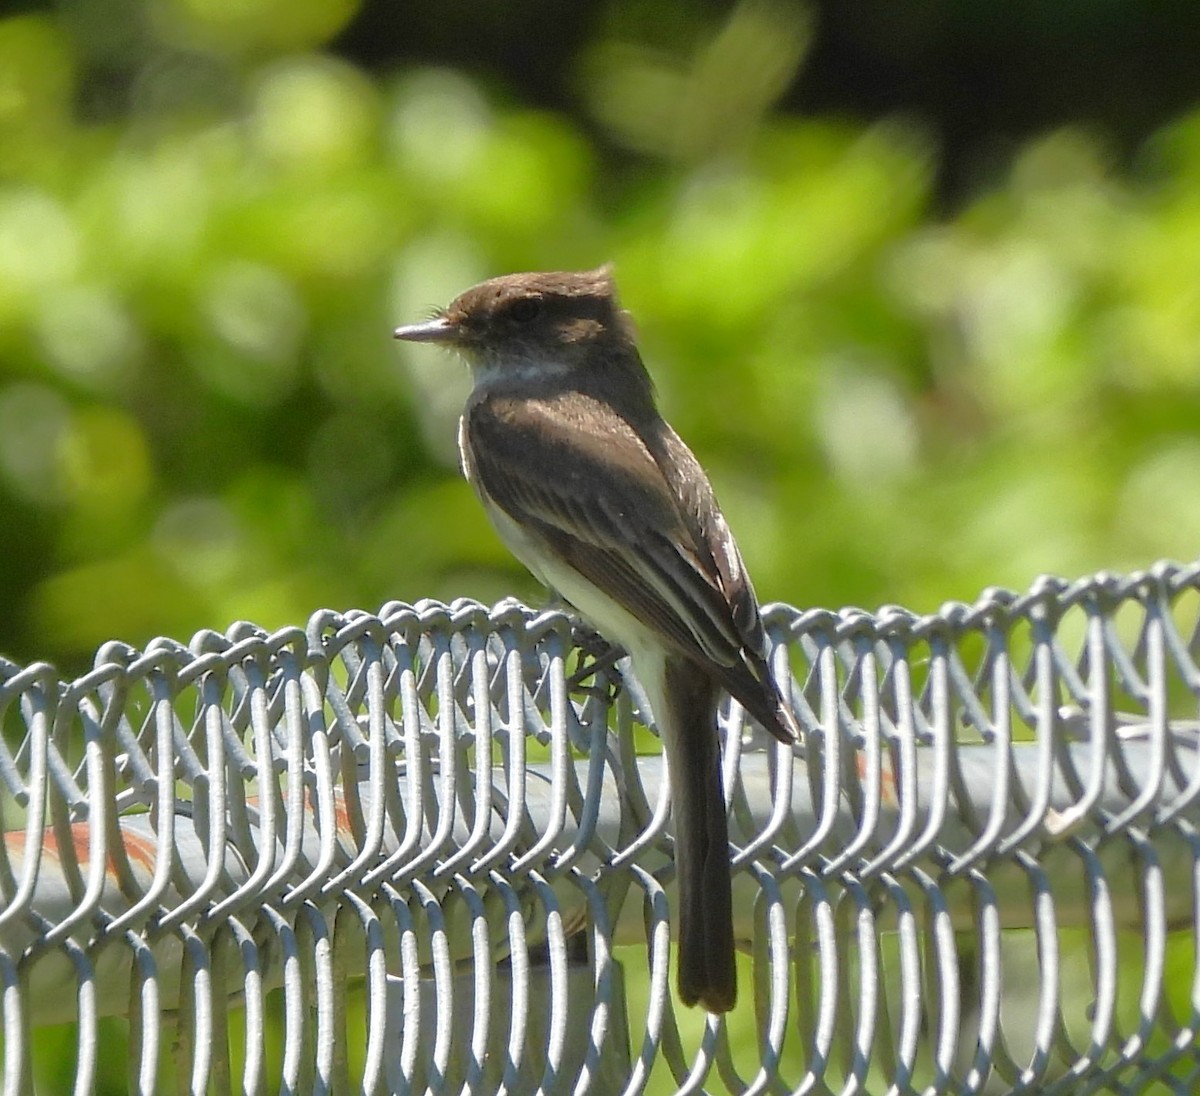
395, 267, 799, 1011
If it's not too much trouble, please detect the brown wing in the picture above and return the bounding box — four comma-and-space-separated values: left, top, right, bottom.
464, 388, 797, 743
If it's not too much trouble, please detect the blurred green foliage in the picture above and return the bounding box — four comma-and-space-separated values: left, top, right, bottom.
2, 1, 1200, 675
3, 1, 1200, 1090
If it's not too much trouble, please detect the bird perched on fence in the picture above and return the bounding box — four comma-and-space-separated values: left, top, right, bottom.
394, 266, 799, 1012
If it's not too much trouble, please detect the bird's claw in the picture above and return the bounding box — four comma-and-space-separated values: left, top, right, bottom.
566, 630, 626, 704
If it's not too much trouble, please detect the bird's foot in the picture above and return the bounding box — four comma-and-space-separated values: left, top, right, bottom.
566, 629, 626, 704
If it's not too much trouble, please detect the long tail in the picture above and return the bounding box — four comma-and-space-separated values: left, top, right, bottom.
657, 657, 736, 1012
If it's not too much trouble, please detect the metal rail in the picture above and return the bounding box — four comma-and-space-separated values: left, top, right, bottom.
2, 561, 1200, 1093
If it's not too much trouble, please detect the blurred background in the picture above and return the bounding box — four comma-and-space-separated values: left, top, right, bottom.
2, 0, 1200, 670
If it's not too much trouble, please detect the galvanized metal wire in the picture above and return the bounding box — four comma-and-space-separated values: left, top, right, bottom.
3, 561, 1200, 1094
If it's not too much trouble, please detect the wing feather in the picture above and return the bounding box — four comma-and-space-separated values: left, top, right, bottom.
464, 389, 796, 742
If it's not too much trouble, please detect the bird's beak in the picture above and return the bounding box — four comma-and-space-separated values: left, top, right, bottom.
393, 316, 457, 343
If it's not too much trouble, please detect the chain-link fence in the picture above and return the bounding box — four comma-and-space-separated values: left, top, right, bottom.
3, 561, 1200, 1093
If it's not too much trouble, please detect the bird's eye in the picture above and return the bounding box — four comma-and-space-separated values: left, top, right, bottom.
508, 298, 541, 323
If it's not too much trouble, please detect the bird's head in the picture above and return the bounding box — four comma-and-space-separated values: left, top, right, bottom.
394, 266, 638, 379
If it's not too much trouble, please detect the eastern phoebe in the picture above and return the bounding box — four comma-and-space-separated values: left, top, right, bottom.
394, 266, 798, 1013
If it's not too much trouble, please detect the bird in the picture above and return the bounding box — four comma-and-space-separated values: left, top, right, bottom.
393, 265, 799, 1012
